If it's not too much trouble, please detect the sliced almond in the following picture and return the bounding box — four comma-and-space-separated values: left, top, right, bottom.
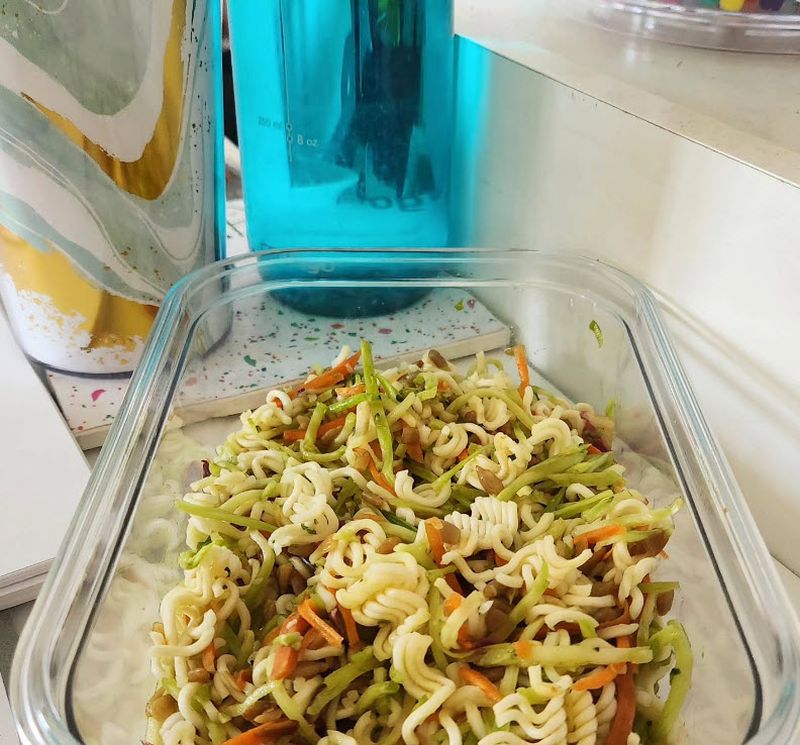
353, 509, 382, 522
656, 590, 675, 616
484, 607, 507, 633
146, 694, 178, 721
242, 700, 271, 722
477, 467, 504, 496
377, 537, 402, 554
400, 426, 420, 444
362, 492, 388, 509
277, 562, 294, 594
629, 532, 670, 558
591, 581, 617, 597
482, 667, 506, 682
440, 521, 462, 545
290, 570, 307, 596
592, 607, 620, 625
187, 668, 210, 684
428, 349, 449, 369
288, 543, 317, 558
294, 660, 331, 678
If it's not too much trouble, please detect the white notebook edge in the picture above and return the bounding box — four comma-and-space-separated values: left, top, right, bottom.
0, 670, 20, 745
0, 308, 89, 588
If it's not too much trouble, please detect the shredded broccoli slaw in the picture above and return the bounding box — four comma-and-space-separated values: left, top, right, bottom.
147, 341, 691, 745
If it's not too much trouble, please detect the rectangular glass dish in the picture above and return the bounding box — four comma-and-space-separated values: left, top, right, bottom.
10, 249, 800, 745
586, 0, 800, 54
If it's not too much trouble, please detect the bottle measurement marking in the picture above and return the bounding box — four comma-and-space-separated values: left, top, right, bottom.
257, 117, 318, 148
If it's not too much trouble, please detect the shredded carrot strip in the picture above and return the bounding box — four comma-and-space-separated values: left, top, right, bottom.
282, 613, 309, 636
426, 517, 460, 589
318, 413, 350, 438
264, 613, 308, 644
298, 599, 344, 648
269, 614, 309, 682
573, 665, 621, 691
613, 634, 634, 674
201, 643, 216, 671
234, 669, 251, 690
270, 645, 298, 681
494, 550, 509, 567
575, 524, 625, 547
441, 593, 472, 648
337, 603, 362, 651
282, 429, 306, 442
221, 719, 298, 745
459, 667, 503, 703
288, 351, 362, 396
514, 640, 534, 662
605, 665, 636, 745
443, 592, 463, 616
299, 628, 326, 651
514, 345, 529, 398
457, 449, 469, 462
425, 518, 446, 564
369, 439, 383, 459
369, 460, 395, 494
587, 444, 603, 455
306, 351, 362, 391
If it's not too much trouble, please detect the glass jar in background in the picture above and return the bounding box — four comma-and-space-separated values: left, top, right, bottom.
0, 0, 225, 375
228, 0, 455, 315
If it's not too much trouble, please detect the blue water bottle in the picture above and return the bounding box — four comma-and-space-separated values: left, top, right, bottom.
229, 0, 454, 314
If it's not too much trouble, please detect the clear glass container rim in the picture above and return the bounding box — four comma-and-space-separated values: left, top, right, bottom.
597, 0, 800, 24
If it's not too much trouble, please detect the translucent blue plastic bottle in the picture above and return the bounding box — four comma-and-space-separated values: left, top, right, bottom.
229, 0, 454, 263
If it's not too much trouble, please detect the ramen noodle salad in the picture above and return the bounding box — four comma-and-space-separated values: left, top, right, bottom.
147, 341, 691, 745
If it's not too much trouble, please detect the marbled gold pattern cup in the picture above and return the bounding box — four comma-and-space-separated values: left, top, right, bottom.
0, 0, 223, 373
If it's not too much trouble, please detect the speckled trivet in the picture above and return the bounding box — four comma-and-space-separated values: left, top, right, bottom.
49, 286, 510, 450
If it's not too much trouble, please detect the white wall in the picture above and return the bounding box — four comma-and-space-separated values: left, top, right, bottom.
452, 46, 800, 572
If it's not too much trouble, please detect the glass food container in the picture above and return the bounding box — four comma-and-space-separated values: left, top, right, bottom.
10, 249, 800, 745
587, 0, 800, 53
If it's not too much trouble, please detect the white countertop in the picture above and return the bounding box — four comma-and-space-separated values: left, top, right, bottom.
456, 0, 800, 187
